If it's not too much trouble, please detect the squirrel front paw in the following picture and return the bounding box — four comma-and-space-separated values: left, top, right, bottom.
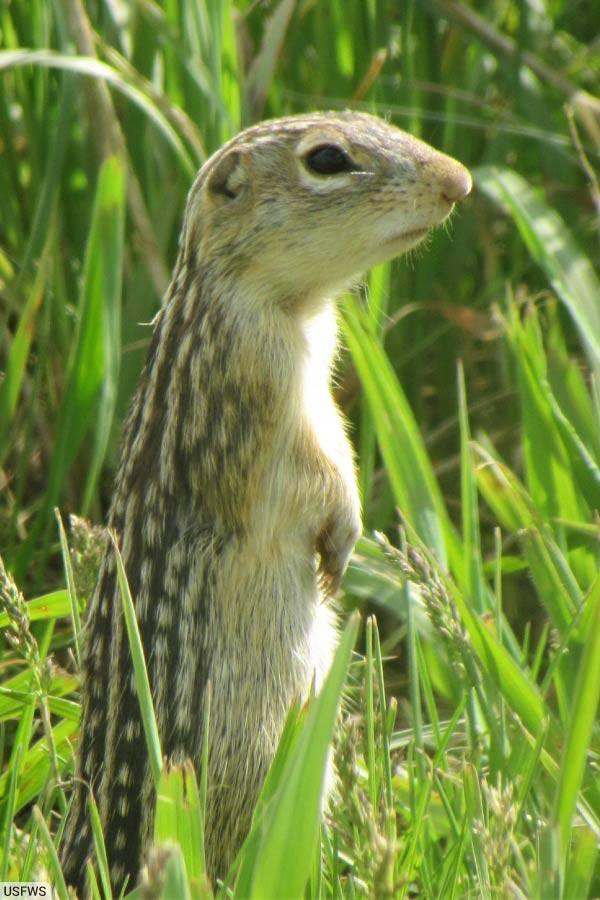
317, 515, 361, 595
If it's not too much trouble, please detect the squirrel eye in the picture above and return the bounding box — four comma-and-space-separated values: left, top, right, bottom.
304, 144, 354, 175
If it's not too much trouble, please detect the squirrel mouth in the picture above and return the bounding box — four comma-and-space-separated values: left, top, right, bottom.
385, 227, 429, 247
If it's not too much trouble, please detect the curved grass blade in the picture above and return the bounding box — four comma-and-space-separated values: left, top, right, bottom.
0, 50, 196, 176
476, 165, 600, 381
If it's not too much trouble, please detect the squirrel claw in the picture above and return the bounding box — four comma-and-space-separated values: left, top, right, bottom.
317, 521, 360, 596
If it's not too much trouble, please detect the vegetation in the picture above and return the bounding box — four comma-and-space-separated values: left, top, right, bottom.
1, 0, 599, 896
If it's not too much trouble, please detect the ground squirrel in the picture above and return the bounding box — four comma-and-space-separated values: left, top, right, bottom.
61, 110, 471, 893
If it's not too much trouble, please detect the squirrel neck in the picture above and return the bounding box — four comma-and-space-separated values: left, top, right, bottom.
110, 262, 339, 540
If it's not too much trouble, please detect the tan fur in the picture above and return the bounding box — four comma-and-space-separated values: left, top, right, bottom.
61, 111, 471, 894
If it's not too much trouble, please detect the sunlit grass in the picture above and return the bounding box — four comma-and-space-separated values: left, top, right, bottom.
1, 0, 599, 897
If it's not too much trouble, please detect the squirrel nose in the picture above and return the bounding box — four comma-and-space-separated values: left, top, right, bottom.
440, 162, 472, 203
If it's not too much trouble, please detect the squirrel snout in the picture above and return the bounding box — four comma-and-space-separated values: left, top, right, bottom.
440, 162, 473, 204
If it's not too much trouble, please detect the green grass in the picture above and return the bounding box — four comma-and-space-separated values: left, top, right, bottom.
1, 0, 599, 897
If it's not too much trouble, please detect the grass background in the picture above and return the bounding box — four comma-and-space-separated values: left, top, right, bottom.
0, 0, 599, 896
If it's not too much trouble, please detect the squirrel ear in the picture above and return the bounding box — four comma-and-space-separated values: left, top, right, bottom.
206, 149, 249, 200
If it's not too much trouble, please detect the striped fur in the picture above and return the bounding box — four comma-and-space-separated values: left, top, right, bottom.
61, 111, 470, 893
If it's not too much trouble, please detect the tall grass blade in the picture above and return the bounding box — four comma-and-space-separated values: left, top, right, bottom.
55, 509, 81, 667
17, 154, 126, 575
32, 806, 69, 900
563, 827, 598, 900
0, 743, 22, 879
457, 360, 486, 614
111, 532, 162, 786
359, 264, 391, 519
364, 617, 378, 809
553, 571, 600, 858
245, 0, 295, 120
0, 242, 50, 471
234, 613, 359, 899
154, 761, 209, 897
0, 693, 34, 815
160, 845, 192, 900
503, 299, 592, 525
410, 534, 547, 735
88, 790, 113, 900
342, 294, 460, 573
476, 166, 600, 382
0, 719, 77, 814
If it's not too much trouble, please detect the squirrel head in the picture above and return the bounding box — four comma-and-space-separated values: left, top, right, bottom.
181, 111, 471, 308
